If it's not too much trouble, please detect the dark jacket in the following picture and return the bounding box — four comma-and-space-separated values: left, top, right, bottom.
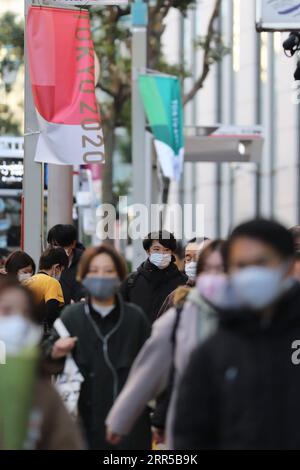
60, 248, 85, 305
173, 283, 300, 450
44, 295, 151, 450
120, 259, 188, 323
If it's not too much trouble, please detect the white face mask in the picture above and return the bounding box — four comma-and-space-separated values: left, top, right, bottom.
231, 265, 288, 310
0, 313, 42, 355
18, 272, 32, 282
150, 253, 172, 270
185, 262, 197, 279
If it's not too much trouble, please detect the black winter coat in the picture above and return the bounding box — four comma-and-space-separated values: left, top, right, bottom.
60, 248, 85, 305
173, 283, 300, 450
45, 295, 151, 450
120, 259, 188, 323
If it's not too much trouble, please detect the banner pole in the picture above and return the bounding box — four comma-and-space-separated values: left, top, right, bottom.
132, 0, 148, 270
23, 0, 44, 267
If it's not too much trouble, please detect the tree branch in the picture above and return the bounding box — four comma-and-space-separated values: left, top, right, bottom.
183, 0, 221, 106
96, 82, 116, 99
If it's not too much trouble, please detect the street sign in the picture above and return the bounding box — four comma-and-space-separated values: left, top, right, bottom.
256, 0, 300, 31
31, 0, 128, 6
184, 126, 264, 164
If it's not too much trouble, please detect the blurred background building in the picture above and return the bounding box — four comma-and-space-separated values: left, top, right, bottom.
165, 0, 299, 238
1, 0, 300, 250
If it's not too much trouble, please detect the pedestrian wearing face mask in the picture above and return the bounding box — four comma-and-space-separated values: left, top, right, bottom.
47, 224, 85, 305
174, 219, 300, 450
44, 244, 151, 450
4, 250, 36, 282
106, 240, 227, 449
24, 248, 68, 333
120, 231, 188, 324
157, 237, 211, 318
0, 277, 84, 450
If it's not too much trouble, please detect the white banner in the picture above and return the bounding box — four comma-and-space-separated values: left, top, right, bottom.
256, 0, 300, 31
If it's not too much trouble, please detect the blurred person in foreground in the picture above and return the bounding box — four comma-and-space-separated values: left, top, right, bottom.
120, 231, 188, 323
174, 219, 300, 450
0, 277, 83, 450
4, 250, 36, 282
44, 244, 151, 450
106, 240, 227, 449
47, 224, 85, 305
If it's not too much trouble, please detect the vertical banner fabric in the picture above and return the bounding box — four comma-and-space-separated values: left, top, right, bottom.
27, 6, 105, 165
138, 74, 184, 181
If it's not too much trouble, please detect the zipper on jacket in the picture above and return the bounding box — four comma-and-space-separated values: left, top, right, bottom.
84, 294, 124, 401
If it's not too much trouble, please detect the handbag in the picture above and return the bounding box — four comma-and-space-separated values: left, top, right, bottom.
53, 318, 84, 419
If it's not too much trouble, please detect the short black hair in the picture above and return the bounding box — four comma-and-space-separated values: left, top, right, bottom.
142, 230, 177, 252
47, 224, 77, 247
5, 250, 36, 275
39, 247, 69, 271
228, 219, 294, 259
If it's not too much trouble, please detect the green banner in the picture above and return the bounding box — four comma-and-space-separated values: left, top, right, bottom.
138, 74, 184, 180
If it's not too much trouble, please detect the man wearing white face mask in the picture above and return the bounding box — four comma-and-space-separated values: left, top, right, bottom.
174, 219, 300, 451
120, 231, 187, 324
157, 237, 211, 318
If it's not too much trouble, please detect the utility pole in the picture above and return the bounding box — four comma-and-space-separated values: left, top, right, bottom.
132, 0, 148, 269
47, 166, 73, 230
24, 0, 44, 266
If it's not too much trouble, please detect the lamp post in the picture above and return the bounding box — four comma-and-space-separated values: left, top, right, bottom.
131, 0, 148, 269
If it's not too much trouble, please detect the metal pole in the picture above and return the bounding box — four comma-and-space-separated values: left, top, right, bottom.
24, 0, 44, 266
47, 166, 73, 230
132, 0, 148, 269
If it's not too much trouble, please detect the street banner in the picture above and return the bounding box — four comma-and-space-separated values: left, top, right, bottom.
256, 0, 300, 31
138, 74, 184, 181
27, 6, 104, 165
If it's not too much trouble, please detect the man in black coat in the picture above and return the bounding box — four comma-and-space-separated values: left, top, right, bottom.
47, 224, 85, 304
174, 219, 300, 450
120, 231, 188, 323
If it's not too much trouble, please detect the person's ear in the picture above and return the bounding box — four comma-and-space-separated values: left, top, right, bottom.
71, 240, 76, 249
52, 263, 59, 274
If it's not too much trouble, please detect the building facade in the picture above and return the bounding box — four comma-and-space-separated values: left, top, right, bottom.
165, 0, 299, 239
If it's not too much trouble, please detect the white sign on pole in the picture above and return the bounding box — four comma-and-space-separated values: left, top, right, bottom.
256, 0, 300, 31
31, 0, 128, 5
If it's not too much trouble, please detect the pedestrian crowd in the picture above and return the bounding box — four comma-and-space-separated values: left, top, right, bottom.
1, 219, 300, 450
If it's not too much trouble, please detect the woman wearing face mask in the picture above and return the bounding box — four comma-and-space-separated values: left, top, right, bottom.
44, 244, 151, 450
0, 277, 84, 450
106, 240, 227, 449
4, 250, 36, 282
